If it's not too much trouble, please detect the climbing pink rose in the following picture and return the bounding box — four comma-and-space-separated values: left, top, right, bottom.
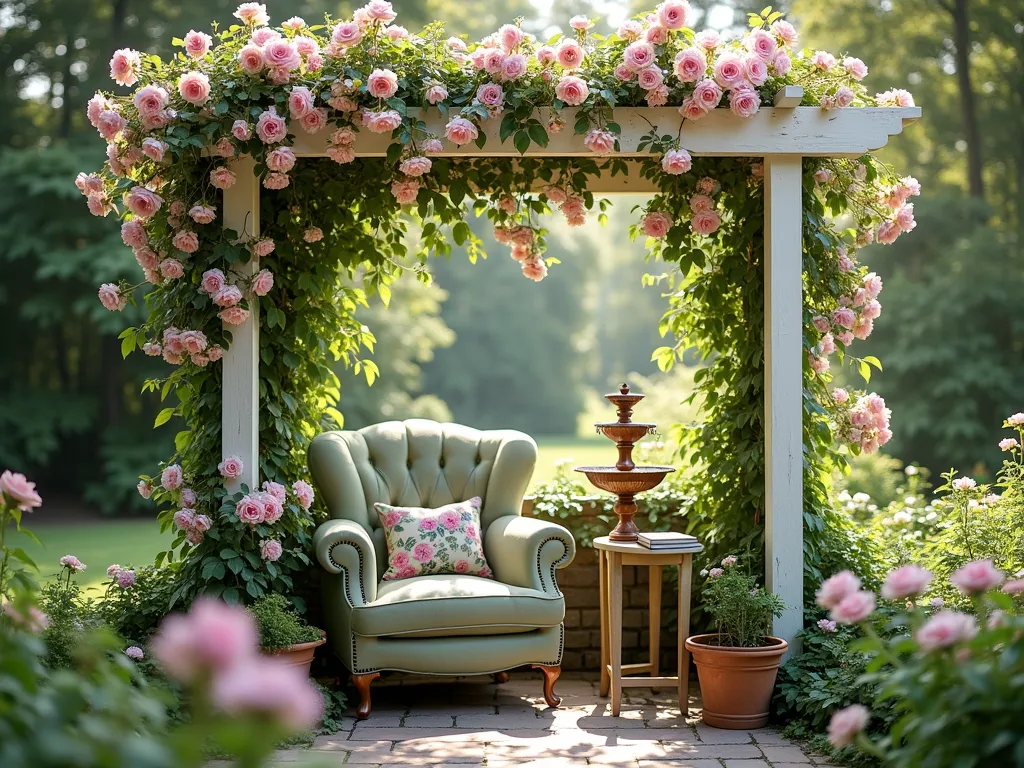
536, 46, 556, 66
368, 68, 399, 99
391, 178, 420, 204
916, 610, 977, 651
827, 705, 868, 748
713, 52, 745, 87
124, 187, 163, 219
238, 44, 264, 74
745, 28, 777, 61
657, 0, 691, 29
137, 480, 153, 498
843, 56, 868, 80
184, 29, 212, 58
75, 173, 104, 196
555, 75, 589, 106
109, 48, 141, 86
810, 50, 836, 70
161, 464, 183, 490
96, 110, 126, 141
303, 227, 323, 242
830, 590, 876, 624
834, 86, 855, 109
189, 205, 216, 225
661, 148, 692, 175
691, 210, 721, 235
365, 110, 402, 134
213, 285, 243, 308
501, 53, 527, 82
770, 19, 798, 46
181, 489, 196, 507
179, 330, 207, 355
266, 146, 296, 173
637, 66, 664, 91
178, 71, 211, 105
210, 167, 237, 189
262, 40, 300, 71
673, 48, 706, 82
950, 559, 1004, 594
584, 129, 616, 154
172, 230, 199, 254
234, 2, 269, 25
332, 22, 362, 47
678, 98, 707, 121
218, 455, 244, 479
771, 49, 791, 76
689, 194, 713, 213
292, 480, 314, 509
399, 157, 432, 177
622, 40, 654, 73
642, 211, 673, 239
98, 283, 126, 311
881, 565, 933, 600
260, 539, 283, 561
300, 108, 327, 134
174, 509, 197, 531
160, 258, 184, 280
263, 172, 289, 190
476, 82, 504, 107
121, 221, 148, 248
425, 84, 448, 105
692, 78, 723, 109
444, 117, 478, 146
498, 23, 524, 51
412, 542, 434, 562
252, 238, 275, 257
141, 138, 168, 162
557, 39, 584, 69
251, 268, 274, 296
816, 570, 861, 609
231, 121, 252, 142
287, 87, 314, 120
193, 514, 211, 531
744, 54, 768, 86
258, 492, 283, 523
0, 470, 42, 511
832, 307, 856, 329
206, 345, 223, 362
729, 86, 761, 118
236, 494, 264, 525
256, 108, 287, 144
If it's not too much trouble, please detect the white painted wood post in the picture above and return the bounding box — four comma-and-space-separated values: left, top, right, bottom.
221, 156, 260, 492
763, 155, 804, 651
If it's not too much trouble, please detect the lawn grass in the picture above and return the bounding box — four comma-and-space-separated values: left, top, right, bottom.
9, 436, 609, 585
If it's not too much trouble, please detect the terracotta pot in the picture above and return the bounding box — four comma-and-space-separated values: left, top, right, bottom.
265, 630, 326, 677
684, 633, 788, 729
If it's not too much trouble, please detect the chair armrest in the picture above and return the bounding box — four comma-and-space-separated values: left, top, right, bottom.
485, 515, 576, 595
314, 519, 378, 606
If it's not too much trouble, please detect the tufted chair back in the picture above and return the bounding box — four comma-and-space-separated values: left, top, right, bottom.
308, 419, 537, 575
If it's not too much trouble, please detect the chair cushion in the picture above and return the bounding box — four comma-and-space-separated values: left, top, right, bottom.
375, 497, 493, 582
350, 574, 564, 638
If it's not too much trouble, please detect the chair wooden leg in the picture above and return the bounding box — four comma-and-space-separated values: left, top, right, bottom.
351, 672, 380, 720
493, 671, 510, 684
532, 665, 562, 708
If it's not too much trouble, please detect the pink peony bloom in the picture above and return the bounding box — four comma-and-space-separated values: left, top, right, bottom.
816, 570, 861, 609
642, 211, 673, 239
444, 116, 478, 145
368, 68, 399, 99
98, 283, 127, 312
178, 71, 211, 105
950, 559, 1003, 594
830, 590, 876, 624
184, 29, 213, 58
161, 464, 183, 491
287, 87, 314, 119
59, 554, 85, 572
827, 705, 868, 748
117, 569, 136, 588
657, 0, 691, 29
555, 75, 589, 106
109, 48, 141, 86
218, 456, 244, 479
881, 564, 933, 600
256, 108, 287, 144
235, 494, 264, 525
673, 48, 707, 82
260, 539, 283, 561
691, 210, 721, 236
916, 610, 977, 652
623, 40, 655, 72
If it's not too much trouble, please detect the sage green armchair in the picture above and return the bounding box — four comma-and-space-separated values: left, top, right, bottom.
309, 419, 576, 718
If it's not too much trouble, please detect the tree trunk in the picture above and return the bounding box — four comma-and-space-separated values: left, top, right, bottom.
951, 0, 985, 199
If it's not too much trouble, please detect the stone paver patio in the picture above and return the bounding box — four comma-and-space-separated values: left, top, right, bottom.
264, 674, 837, 767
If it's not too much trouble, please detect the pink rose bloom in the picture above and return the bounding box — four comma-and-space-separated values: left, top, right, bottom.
556, 39, 584, 69
693, 29, 720, 50
419, 517, 438, 532
252, 238, 275, 257
368, 68, 399, 100
689, 194, 713, 213
87, 92, 111, 126
236, 494, 264, 525
876, 219, 900, 244
121, 221, 148, 250
363, 0, 397, 22
123, 187, 161, 219
661, 148, 692, 175
831, 307, 855, 329
816, 570, 861, 609
657, 0, 691, 29
305, 52, 323, 71
141, 138, 168, 163
384, 511, 402, 528
97, 283, 126, 312
617, 19, 643, 41
366, 110, 402, 134
106, 564, 122, 578
178, 71, 211, 105
1000, 438, 1019, 451
833, 86, 854, 109
214, 285, 243, 308
713, 52, 745, 87
287, 87, 314, 119
153, 598, 260, 686
117, 569, 136, 588
584, 129, 616, 154
109, 48, 141, 86
412, 542, 434, 562
1001, 578, 1024, 595
184, 29, 213, 58
501, 54, 527, 82
0, 470, 42, 511
771, 49, 791, 76
133, 85, 169, 118
729, 86, 761, 118
896, 204, 916, 232
260, 539, 283, 561
950, 559, 1003, 594
745, 28, 777, 60
693, 78, 723, 109
841, 56, 868, 80
303, 227, 324, 242
211, 653, 324, 730
292, 480, 314, 509
623, 40, 654, 72
386, 25, 408, 40
189, 204, 216, 225
218, 455, 244, 479
137, 479, 153, 498
678, 98, 707, 121
646, 85, 670, 106
161, 464, 183, 491
555, 75, 589, 106
642, 211, 673, 239
673, 48, 706, 82
238, 45, 264, 75
770, 20, 798, 46
691, 210, 721, 236
210, 166, 237, 190
59, 554, 86, 572
830, 590, 876, 624
819, 333, 836, 356
916, 610, 977, 652
263, 171, 290, 189
399, 156, 432, 177
252, 268, 274, 296
827, 705, 868, 748
179, 488, 197, 508
256, 108, 287, 144
234, 2, 269, 25
483, 48, 506, 75
425, 84, 448, 105
300, 108, 327, 134
75, 172, 104, 196
881, 564, 933, 600
174, 509, 197, 531
332, 22, 362, 47
744, 54, 768, 86
812, 315, 831, 334
266, 146, 297, 173
97, 110, 126, 140
536, 46, 556, 66
160, 258, 184, 280
172, 230, 199, 254
810, 50, 836, 70
498, 23, 524, 51
391, 178, 420, 204
263, 40, 300, 71
391, 551, 410, 568
645, 25, 668, 45
179, 330, 207, 355
445, 116, 478, 145
569, 15, 592, 31
476, 82, 504, 107
637, 66, 664, 91
439, 510, 461, 530
614, 63, 634, 82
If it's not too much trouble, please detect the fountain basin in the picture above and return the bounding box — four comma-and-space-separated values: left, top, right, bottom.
574, 465, 676, 495
594, 423, 656, 443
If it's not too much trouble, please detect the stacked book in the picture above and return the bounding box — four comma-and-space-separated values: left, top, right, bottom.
637, 532, 702, 551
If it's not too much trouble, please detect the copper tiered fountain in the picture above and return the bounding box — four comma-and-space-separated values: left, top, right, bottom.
575, 384, 676, 542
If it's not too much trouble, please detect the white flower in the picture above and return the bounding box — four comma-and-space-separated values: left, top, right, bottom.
853, 492, 870, 504
905, 465, 918, 476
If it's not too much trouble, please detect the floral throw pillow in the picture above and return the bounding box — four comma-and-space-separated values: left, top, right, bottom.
374, 497, 493, 581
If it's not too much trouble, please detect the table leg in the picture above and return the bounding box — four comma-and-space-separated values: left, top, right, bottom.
678, 554, 693, 716
599, 549, 609, 697
609, 551, 623, 717
648, 565, 662, 691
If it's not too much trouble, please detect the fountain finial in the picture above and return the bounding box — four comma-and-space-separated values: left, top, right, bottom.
619, 383, 629, 395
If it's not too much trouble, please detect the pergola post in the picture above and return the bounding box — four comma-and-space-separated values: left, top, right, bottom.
221, 156, 261, 492
763, 155, 804, 650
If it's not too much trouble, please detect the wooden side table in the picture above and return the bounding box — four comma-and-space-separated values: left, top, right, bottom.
594, 536, 702, 717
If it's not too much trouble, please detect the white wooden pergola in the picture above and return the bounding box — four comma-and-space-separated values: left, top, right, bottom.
221, 86, 919, 646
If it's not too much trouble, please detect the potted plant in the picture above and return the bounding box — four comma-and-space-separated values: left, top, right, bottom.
685, 556, 787, 729
248, 594, 325, 676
